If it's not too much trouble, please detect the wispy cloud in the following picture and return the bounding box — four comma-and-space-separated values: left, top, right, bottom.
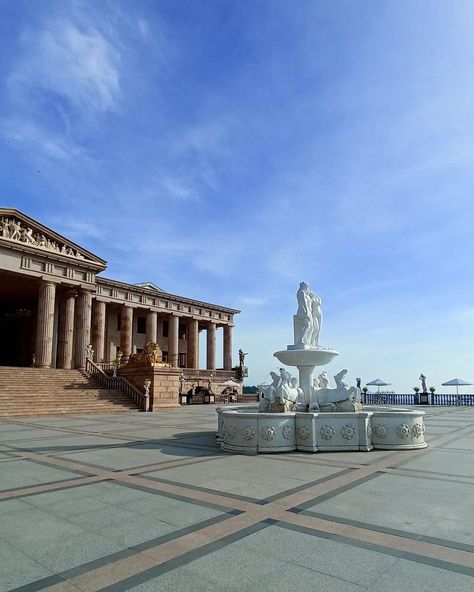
2, 118, 84, 161
10, 20, 121, 115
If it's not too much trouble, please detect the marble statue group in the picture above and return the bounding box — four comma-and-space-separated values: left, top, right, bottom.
294, 282, 323, 347
259, 282, 361, 413
258, 367, 360, 413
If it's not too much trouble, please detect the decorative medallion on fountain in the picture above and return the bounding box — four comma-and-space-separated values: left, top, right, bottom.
282, 425, 294, 440
396, 424, 411, 439
261, 426, 276, 441
374, 424, 388, 439
297, 426, 311, 441
412, 423, 423, 438
320, 425, 335, 440
243, 425, 256, 440
341, 424, 356, 440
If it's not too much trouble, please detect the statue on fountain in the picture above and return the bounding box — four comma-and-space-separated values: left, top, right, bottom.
309, 369, 361, 412
294, 282, 323, 348
258, 368, 305, 413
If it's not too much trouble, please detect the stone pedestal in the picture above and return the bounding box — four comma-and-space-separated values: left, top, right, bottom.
120, 365, 182, 410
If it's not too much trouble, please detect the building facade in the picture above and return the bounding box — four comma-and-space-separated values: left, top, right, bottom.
0, 209, 239, 378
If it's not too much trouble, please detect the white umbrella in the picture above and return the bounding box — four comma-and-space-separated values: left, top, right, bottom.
366, 379, 391, 394
219, 379, 241, 387
441, 378, 472, 395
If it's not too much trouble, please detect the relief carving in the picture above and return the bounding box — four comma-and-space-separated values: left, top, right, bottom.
0, 216, 89, 260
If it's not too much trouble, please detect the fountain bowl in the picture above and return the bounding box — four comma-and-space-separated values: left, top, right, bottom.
274, 347, 339, 367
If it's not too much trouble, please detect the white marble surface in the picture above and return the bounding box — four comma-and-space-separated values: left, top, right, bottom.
217, 406, 427, 454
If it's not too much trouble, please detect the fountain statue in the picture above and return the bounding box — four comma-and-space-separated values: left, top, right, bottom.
217, 282, 427, 454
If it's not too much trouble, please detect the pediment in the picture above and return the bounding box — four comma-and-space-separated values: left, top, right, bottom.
134, 282, 164, 292
0, 208, 106, 268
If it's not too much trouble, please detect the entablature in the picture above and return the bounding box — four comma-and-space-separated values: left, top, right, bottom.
96, 277, 239, 324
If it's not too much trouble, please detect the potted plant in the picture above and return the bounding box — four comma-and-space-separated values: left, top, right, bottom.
413, 386, 420, 404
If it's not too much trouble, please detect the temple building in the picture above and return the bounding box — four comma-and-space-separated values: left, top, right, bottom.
0, 208, 239, 380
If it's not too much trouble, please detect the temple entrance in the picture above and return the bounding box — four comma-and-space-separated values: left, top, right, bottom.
0, 271, 39, 367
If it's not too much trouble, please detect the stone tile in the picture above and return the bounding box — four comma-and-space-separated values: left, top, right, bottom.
127, 568, 230, 592
8, 435, 129, 454
143, 455, 345, 500
393, 448, 474, 478
0, 537, 55, 592
303, 472, 474, 545
368, 556, 474, 591
55, 442, 218, 470
0, 459, 84, 491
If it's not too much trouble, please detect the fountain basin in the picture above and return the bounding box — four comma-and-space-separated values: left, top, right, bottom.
274, 347, 339, 367
217, 406, 427, 454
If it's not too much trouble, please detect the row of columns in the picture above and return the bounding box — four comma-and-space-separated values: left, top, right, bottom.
34, 281, 234, 371
35, 281, 92, 369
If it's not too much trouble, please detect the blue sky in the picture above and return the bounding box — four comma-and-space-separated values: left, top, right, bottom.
1, 0, 474, 392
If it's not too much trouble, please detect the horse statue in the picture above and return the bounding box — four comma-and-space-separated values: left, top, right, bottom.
310, 369, 360, 412
258, 368, 303, 413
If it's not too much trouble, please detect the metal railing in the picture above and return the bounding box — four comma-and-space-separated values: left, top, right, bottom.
85, 359, 149, 411
363, 392, 474, 406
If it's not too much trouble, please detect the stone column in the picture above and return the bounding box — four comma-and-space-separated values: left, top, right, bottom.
187, 319, 199, 369
120, 305, 133, 362
223, 325, 233, 371
206, 322, 216, 371
57, 292, 75, 369
146, 311, 158, 343
92, 300, 106, 363
74, 290, 92, 369
168, 314, 179, 367
35, 281, 57, 368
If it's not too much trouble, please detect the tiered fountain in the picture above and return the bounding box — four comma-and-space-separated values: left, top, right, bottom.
217, 283, 427, 454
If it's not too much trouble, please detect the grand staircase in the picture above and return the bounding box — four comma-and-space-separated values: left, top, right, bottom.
0, 367, 141, 417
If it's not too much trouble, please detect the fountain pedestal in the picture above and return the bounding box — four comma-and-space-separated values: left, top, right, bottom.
274, 346, 339, 406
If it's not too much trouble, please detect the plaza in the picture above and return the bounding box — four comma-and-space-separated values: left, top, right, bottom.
0, 404, 473, 591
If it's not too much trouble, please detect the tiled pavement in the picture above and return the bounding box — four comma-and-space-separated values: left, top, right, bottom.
0, 405, 473, 591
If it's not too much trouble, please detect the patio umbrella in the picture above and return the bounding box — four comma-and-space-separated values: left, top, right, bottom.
441, 378, 472, 395
366, 379, 391, 394
219, 379, 241, 387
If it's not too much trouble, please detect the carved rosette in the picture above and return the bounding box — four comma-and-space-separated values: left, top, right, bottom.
396, 424, 411, 439
282, 425, 294, 440
412, 423, 423, 438
261, 426, 276, 441
297, 426, 311, 441
243, 425, 256, 441
374, 424, 388, 439
225, 425, 237, 440
341, 424, 356, 440
320, 425, 335, 440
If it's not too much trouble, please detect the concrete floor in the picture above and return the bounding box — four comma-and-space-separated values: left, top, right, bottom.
0, 405, 472, 591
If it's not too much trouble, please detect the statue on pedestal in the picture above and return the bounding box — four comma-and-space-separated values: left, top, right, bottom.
419, 374, 428, 393
294, 282, 323, 347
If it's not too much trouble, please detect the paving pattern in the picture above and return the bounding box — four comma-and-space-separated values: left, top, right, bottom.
0, 405, 473, 591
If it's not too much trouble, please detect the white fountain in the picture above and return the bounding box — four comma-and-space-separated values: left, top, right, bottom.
217, 283, 427, 454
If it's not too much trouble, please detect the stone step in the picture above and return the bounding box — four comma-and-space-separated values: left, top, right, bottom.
0, 367, 140, 417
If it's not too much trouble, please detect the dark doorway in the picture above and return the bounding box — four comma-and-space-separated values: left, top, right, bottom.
0, 271, 40, 367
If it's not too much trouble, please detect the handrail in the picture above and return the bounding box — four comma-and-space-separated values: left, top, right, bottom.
84, 359, 149, 411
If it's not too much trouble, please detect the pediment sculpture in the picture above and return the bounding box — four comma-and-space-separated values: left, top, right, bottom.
0, 216, 90, 261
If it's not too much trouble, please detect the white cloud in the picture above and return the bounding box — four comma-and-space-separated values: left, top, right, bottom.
2, 118, 84, 161
11, 20, 121, 114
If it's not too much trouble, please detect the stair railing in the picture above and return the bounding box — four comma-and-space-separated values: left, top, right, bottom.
85, 359, 149, 411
